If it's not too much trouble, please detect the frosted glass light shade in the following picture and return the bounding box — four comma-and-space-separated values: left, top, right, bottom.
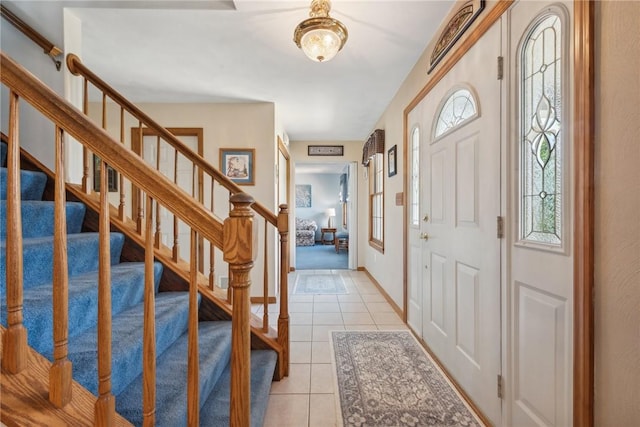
293, 1, 348, 63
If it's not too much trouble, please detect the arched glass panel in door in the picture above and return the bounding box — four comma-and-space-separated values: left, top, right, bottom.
519, 13, 564, 245
433, 88, 478, 139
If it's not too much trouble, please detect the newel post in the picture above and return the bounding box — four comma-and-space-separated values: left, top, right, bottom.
277, 204, 290, 378
224, 193, 256, 427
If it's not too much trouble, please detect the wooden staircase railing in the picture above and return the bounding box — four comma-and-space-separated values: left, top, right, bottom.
66, 54, 290, 379
0, 50, 287, 426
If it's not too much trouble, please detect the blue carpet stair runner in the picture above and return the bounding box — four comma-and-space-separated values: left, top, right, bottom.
0, 142, 276, 426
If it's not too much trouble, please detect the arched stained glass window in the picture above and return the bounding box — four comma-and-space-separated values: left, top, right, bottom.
410, 127, 420, 226
434, 88, 478, 138
519, 13, 564, 245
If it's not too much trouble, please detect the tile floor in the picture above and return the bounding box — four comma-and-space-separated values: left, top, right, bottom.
253, 269, 408, 427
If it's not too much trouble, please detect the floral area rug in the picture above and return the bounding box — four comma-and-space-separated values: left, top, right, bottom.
293, 274, 348, 294
331, 331, 484, 427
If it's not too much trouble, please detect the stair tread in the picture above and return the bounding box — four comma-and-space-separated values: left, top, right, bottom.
0, 167, 47, 201
2, 262, 164, 356
51, 292, 191, 397
0, 232, 125, 290
115, 321, 233, 427
201, 349, 277, 427
0, 200, 86, 238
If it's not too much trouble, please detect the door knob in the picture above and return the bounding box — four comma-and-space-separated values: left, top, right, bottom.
423, 214, 429, 222
420, 232, 429, 240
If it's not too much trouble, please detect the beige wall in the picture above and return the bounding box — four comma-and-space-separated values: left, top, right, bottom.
364, 1, 500, 307
92, 101, 279, 297
594, 1, 640, 424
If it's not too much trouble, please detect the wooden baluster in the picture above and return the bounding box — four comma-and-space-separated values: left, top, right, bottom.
277, 204, 290, 378
187, 229, 200, 426
101, 92, 106, 129
172, 149, 180, 261
2, 91, 27, 374
81, 78, 90, 193
226, 191, 233, 304
154, 136, 162, 249
224, 193, 255, 427
192, 165, 205, 273
262, 219, 269, 332
143, 195, 156, 426
49, 126, 72, 407
209, 183, 216, 290
136, 122, 144, 234
95, 158, 115, 426
118, 106, 126, 221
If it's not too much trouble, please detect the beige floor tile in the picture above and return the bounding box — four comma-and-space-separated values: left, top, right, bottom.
263, 394, 309, 427
270, 364, 311, 394
371, 311, 404, 325
290, 341, 312, 364
310, 363, 336, 394
345, 324, 378, 331
311, 341, 332, 363
290, 325, 313, 341
309, 394, 338, 427
366, 301, 395, 313
290, 312, 313, 325
356, 284, 380, 294
377, 323, 409, 330
341, 312, 375, 325
314, 295, 339, 303
339, 301, 368, 312
338, 293, 363, 303
289, 295, 314, 302
313, 312, 344, 325
313, 302, 341, 313
360, 293, 386, 303
289, 302, 314, 313
313, 325, 345, 342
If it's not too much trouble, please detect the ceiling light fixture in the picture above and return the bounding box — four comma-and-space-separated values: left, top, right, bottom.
293, 0, 348, 63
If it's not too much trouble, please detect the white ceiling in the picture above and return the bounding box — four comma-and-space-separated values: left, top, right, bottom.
6, 0, 454, 142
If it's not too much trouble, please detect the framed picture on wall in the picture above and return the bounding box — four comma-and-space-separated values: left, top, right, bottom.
295, 184, 312, 208
388, 145, 397, 177
219, 148, 255, 185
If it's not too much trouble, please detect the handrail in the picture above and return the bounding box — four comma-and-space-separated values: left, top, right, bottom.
0, 5, 62, 71
0, 52, 225, 248
66, 54, 278, 226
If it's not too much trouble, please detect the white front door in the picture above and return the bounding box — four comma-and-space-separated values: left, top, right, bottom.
420, 20, 503, 425
506, 2, 574, 425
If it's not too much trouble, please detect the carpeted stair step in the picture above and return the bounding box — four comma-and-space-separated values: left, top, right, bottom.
0, 232, 125, 291
2, 262, 164, 356
115, 321, 233, 426
47, 291, 192, 397
0, 167, 47, 201
0, 200, 86, 239
200, 349, 277, 427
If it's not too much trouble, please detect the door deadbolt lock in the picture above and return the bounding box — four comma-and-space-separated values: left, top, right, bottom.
420, 232, 429, 241
423, 214, 429, 222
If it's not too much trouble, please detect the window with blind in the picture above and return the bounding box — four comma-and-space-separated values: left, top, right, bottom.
362, 129, 385, 252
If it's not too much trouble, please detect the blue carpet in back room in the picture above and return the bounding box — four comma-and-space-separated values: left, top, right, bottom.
296, 244, 348, 270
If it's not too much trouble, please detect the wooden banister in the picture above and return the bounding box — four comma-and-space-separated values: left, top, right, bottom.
224, 194, 256, 427
2, 90, 28, 374
143, 196, 157, 426
0, 4, 62, 70
0, 52, 225, 250
66, 54, 277, 226
49, 126, 72, 408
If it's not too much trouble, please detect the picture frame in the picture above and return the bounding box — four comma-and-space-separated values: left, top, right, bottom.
219, 148, 255, 185
295, 184, 312, 208
93, 154, 118, 192
388, 145, 397, 177
427, 0, 485, 74
308, 145, 344, 156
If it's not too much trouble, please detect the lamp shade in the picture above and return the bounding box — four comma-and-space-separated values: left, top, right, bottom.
326, 208, 336, 217
294, 0, 348, 62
